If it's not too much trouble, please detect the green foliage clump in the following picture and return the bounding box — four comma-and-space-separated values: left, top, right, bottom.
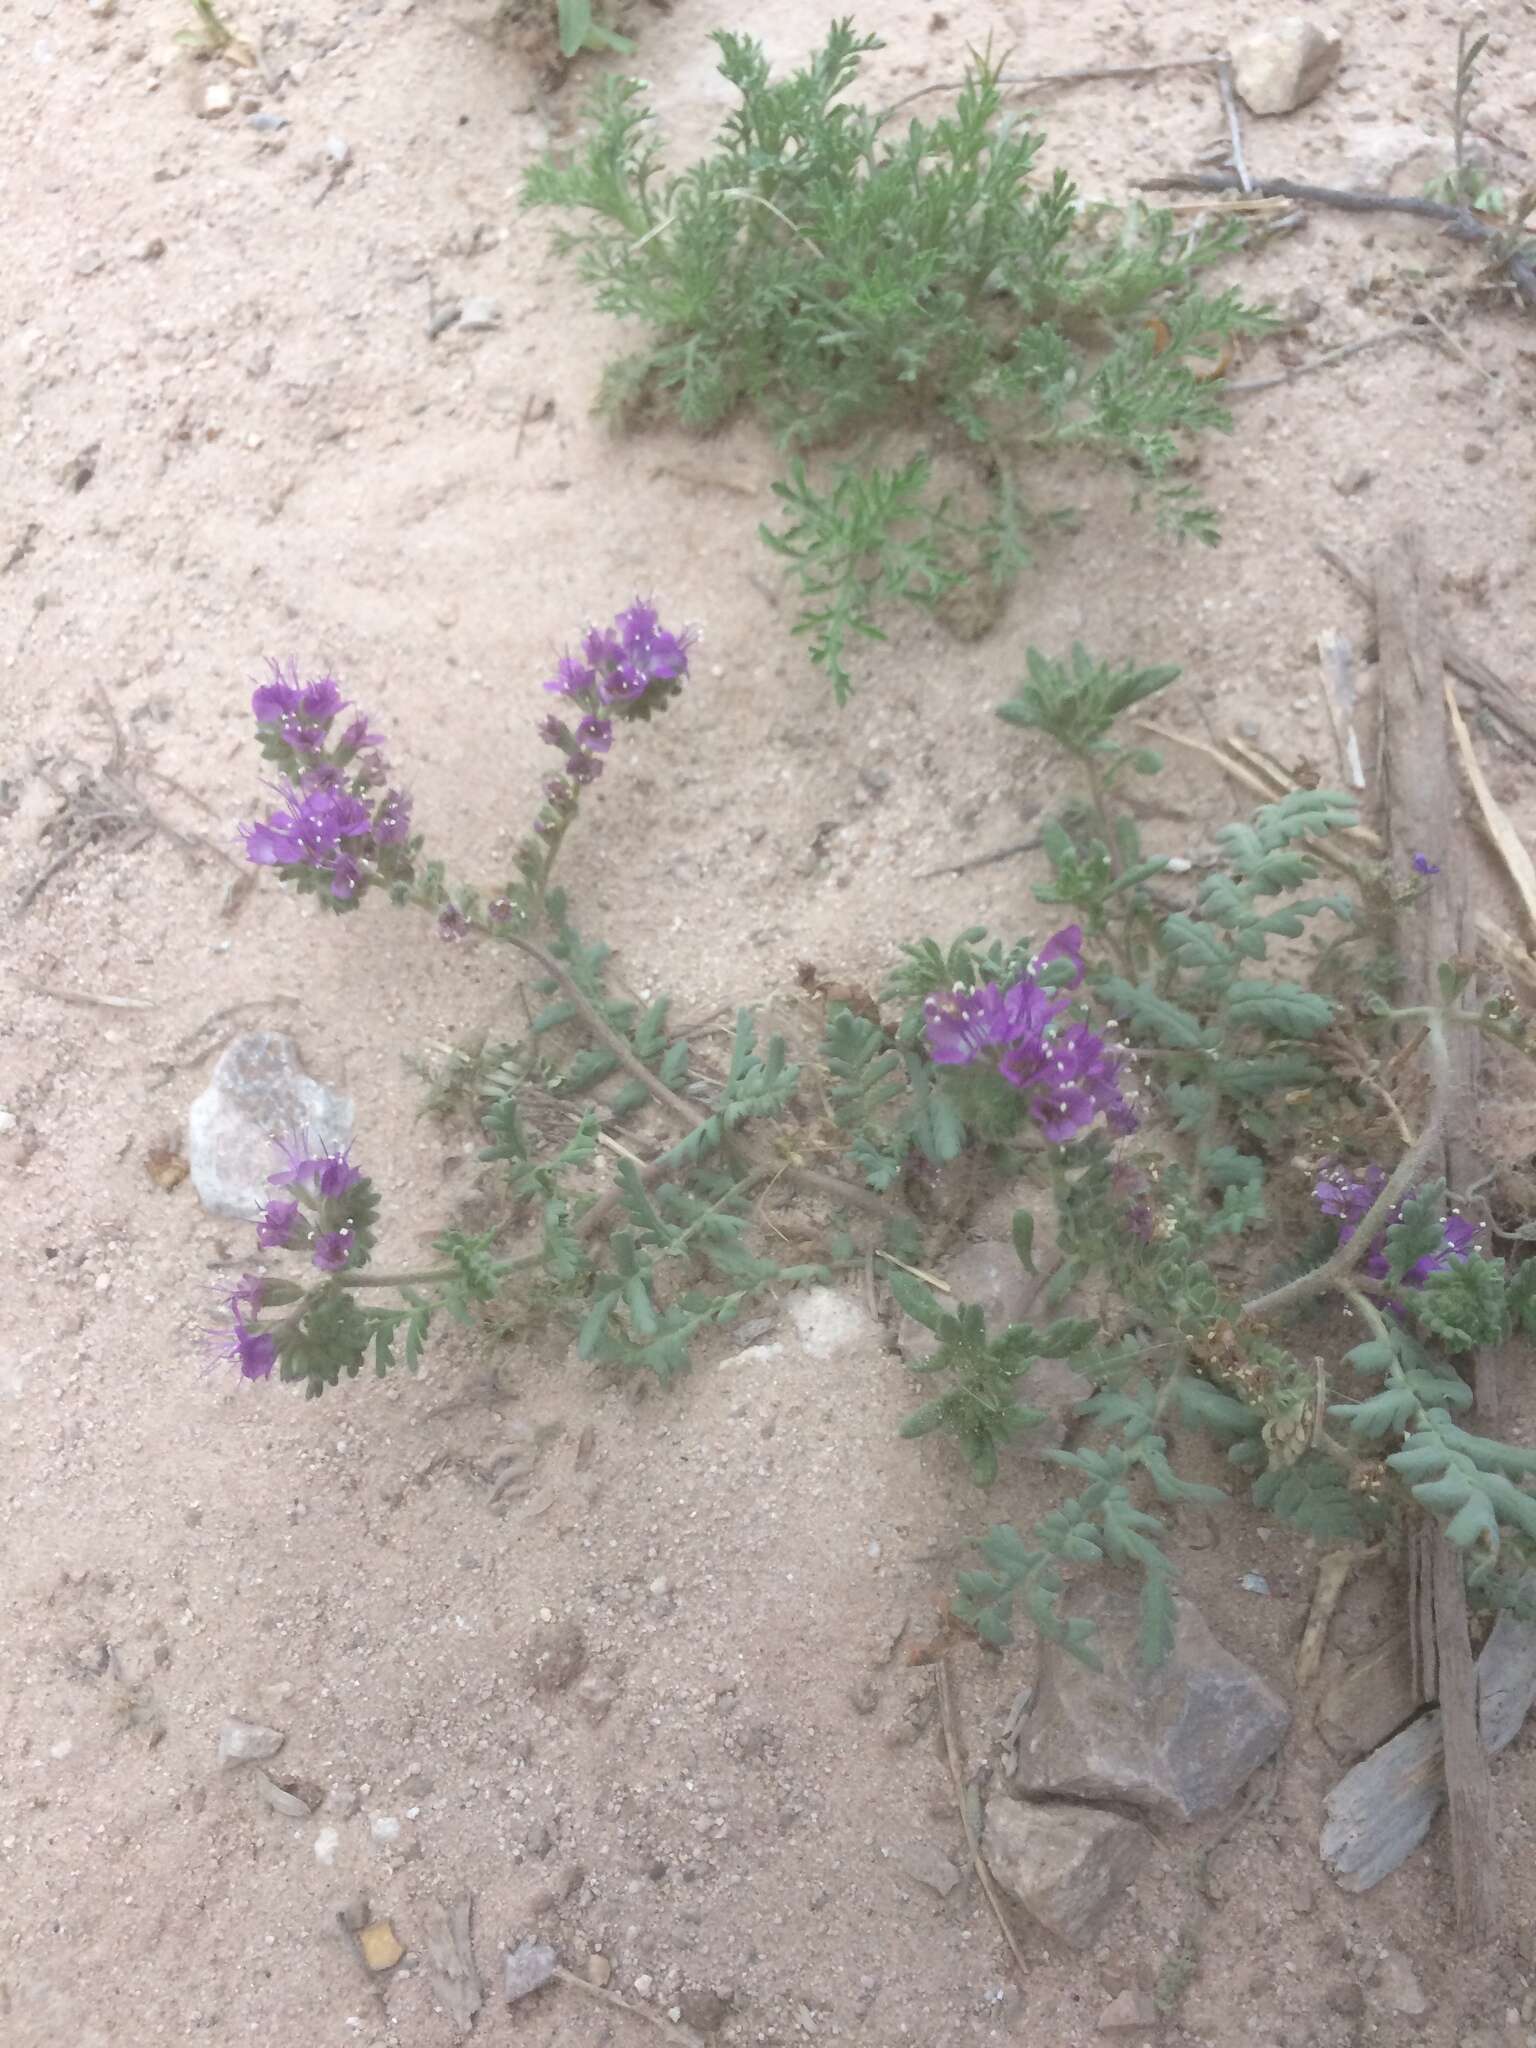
524, 22, 1269, 695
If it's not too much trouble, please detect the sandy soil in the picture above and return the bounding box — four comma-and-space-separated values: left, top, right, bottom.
6, 1, 1536, 2043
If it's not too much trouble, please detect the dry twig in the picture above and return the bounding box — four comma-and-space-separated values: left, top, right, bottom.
1444, 685, 1536, 945
936, 1658, 1031, 1987
1214, 59, 1252, 193
1140, 170, 1536, 305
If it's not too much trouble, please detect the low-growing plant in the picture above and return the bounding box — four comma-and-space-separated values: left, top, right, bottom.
522, 21, 1270, 698
210, 609, 1536, 1672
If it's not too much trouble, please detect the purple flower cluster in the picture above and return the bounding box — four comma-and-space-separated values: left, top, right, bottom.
1314, 1163, 1477, 1290
922, 926, 1135, 1144
533, 601, 692, 837
211, 1274, 277, 1381
240, 661, 413, 905
212, 1137, 373, 1382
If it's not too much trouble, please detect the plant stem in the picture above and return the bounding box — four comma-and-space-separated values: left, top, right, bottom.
336, 1266, 463, 1289
1241, 1015, 1450, 1321
501, 930, 702, 1131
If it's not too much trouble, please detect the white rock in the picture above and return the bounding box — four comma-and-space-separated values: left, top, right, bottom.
458, 297, 503, 332
201, 80, 235, 118
313, 1826, 339, 1865
1376, 1949, 1428, 2018
1230, 18, 1342, 116
786, 1287, 877, 1359
217, 1718, 286, 1767
187, 1032, 352, 1220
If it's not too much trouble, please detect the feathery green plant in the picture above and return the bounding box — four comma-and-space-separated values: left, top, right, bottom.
523, 22, 1269, 696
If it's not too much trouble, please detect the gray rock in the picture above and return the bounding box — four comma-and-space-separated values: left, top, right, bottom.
1011, 1586, 1289, 1824
458, 297, 503, 332
896, 1239, 1090, 1449
187, 1032, 352, 1219
503, 1938, 558, 2003
1320, 1607, 1536, 1891
1321, 1712, 1442, 1891
247, 111, 289, 133
1098, 1985, 1158, 2031
217, 1717, 285, 1767
982, 1797, 1148, 1949
253, 1769, 314, 1817
1318, 1629, 1417, 1762
1477, 1605, 1536, 1753
523, 1618, 587, 1695
1230, 17, 1343, 115
889, 1840, 961, 1897
679, 1988, 732, 2033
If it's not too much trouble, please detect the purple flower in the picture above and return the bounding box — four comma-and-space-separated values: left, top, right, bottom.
339, 712, 387, 755
582, 625, 621, 670
924, 979, 1068, 1067
1411, 852, 1441, 877
576, 716, 613, 755
372, 789, 412, 845
1002, 1018, 1136, 1143
250, 658, 306, 726
542, 776, 574, 808
269, 1138, 363, 1202
593, 601, 692, 706
312, 1229, 355, 1273
921, 929, 1133, 1143
566, 751, 603, 786
1029, 923, 1086, 990
330, 853, 361, 902
438, 905, 470, 941
543, 655, 595, 699
250, 662, 349, 753
538, 714, 569, 748
256, 1197, 303, 1250
241, 778, 373, 872
210, 1279, 277, 1381
1313, 1164, 1477, 1291
487, 897, 514, 924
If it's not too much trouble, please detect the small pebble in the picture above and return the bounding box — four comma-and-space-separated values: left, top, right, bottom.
586, 1954, 613, 1987
247, 111, 288, 133
217, 1718, 285, 1768
202, 80, 234, 117
74, 249, 104, 277
130, 236, 166, 261
458, 297, 503, 331
504, 1938, 558, 2004
1463, 443, 1486, 465
634, 1974, 655, 1999
359, 1920, 404, 1971
314, 1827, 340, 1866
370, 1813, 402, 1843
324, 134, 350, 166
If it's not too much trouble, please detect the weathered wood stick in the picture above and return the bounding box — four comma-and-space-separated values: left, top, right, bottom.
1374, 525, 1499, 1942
